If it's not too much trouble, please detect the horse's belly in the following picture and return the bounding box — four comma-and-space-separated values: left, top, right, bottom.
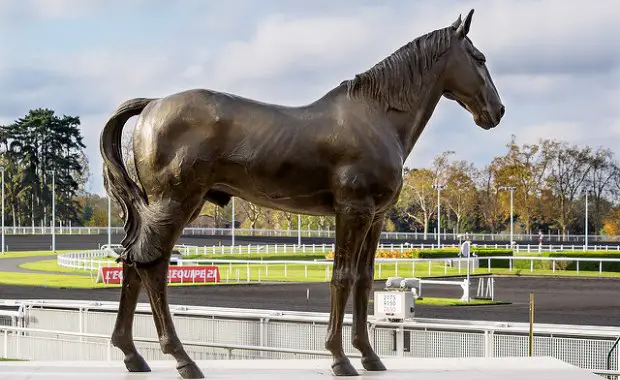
211, 159, 336, 215
244, 191, 335, 216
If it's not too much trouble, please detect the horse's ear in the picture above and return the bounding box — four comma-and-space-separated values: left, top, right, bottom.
451, 14, 462, 29
456, 9, 474, 39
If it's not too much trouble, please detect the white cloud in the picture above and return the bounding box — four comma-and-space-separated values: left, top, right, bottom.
0, 0, 618, 196
25, 0, 108, 19
211, 11, 383, 88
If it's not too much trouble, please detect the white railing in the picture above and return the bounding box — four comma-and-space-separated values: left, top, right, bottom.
184, 242, 620, 255
56, 244, 620, 282
0, 326, 343, 361
0, 299, 618, 377
1, 225, 619, 243
1, 325, 617, 378
172, 256, 620, 281
56, 245, 205, 272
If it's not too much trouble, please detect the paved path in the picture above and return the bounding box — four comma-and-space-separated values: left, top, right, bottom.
1, 276, 620, 326
0, 255, 87, 276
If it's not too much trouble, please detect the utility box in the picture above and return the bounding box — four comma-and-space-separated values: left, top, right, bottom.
373, 291, 415, 322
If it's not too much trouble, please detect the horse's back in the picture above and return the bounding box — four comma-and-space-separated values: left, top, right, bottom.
132, 88, 338, 199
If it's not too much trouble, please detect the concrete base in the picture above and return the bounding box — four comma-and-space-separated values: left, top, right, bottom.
0, 357, 601, 379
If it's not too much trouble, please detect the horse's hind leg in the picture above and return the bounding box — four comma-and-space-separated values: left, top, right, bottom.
352, 213, 386, 371
134, 198, 206, 379
137, 255, 204, 379
111, 264, 150, 372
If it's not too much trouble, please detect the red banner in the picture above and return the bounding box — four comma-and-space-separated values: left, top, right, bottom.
97, 265, 220, 284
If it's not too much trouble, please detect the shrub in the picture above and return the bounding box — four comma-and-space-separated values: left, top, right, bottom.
542, 251, 620, 272
324, 247, 514, 268
474, 249, 513, 269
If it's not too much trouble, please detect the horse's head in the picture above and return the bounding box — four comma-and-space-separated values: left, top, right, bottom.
442, 9, 505, 130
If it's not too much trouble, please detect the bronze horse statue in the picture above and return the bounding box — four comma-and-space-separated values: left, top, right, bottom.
100, 9, 504, 378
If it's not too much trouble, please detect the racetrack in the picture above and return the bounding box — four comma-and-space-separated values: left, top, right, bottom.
1, 276, 619, 327
3, 233, 619, 328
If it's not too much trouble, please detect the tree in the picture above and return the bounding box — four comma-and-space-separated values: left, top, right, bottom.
237, 199, 262, 230
540, 139, 592, 238
396, 168, 437, 238
443, 160, 477, 234
474, 164, 504, 233
584, 148, 616, 234
493, 136, 548, 234
2, 109, 87, 227
602, 207, 620, 236
199, 202, 226, 228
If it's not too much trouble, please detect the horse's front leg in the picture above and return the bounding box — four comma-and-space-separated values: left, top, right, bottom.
352, 213, 386, 371
325, 198, 374, 376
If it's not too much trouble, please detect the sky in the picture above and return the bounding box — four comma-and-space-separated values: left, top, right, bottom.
0, 0, 618, 196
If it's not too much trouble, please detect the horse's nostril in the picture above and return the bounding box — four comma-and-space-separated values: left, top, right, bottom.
500, 105, 506, 117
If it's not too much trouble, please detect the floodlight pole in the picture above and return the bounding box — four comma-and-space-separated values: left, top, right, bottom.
0, 166, 4, 255
585, 191, 590, 251
231, 197, 236, 246
107, 196, 112, 247
499, 186, 516, 246
51, 170, 56, 253
298, 214, 301, 246
433, 184, 446, 248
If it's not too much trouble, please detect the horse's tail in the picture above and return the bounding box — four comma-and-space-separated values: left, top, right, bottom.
100, 97, 156, 264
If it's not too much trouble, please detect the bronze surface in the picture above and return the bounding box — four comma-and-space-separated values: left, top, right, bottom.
100, 9, 504, 378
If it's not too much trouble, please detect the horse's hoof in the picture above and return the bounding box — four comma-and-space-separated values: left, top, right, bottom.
124, 354, 151, 372
331, 358, 359, 376
361, 356, 387, 371
177, 362, 205, 379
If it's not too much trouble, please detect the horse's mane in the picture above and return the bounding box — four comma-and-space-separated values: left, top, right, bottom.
343, 26, 454, 111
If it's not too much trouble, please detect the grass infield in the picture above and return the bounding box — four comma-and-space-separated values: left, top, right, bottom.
2, 249, 620, 295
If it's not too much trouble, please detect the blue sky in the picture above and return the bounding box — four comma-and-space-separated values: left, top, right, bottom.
0, 0, 618, 196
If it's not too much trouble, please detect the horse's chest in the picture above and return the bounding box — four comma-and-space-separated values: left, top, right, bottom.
370, 176, 402, 208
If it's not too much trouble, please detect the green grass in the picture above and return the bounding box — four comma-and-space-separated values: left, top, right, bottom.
3, 259, 486, 288
493, 268, 620, 278
0, 250, 75, 259
19, 256, 620, 284
20, 259, 109, 274
191, 260, 495, 283
0, 271, 115, 288
7, 248, 620, 291
0, 270, 231, 289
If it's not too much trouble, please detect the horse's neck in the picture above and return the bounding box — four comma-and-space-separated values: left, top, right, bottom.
402, 87, 445, 154
391, 71, 446, 157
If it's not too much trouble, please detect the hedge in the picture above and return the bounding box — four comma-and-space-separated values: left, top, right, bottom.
473, 249, 513, 269
324, 247, 513, 269
541, 251, 620, 272
413, 248, 513, 269
324, 249, 620, 272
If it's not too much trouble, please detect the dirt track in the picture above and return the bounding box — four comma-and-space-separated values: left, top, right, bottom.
1, 276, 620, 327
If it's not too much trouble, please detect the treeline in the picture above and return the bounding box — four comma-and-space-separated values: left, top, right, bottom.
0, 109, 89, 228
2, 108, 620, 238
394, 136, 620, 238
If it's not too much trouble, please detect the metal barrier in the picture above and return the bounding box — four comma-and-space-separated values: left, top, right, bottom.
0, 299, 618, 377
0, 325, 346, 361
